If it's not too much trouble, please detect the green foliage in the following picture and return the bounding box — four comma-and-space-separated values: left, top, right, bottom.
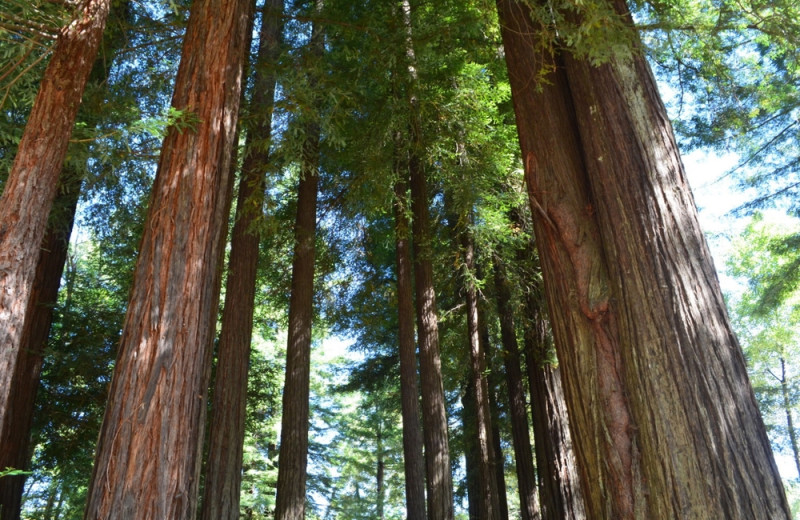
727, 213, 800, 482
22, 238, 130, 519
637, 0, 800, 214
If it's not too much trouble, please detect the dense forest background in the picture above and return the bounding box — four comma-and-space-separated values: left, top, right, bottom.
1, 0, 799, 518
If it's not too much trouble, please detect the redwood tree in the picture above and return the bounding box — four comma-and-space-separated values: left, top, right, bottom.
492, 255, 540, 520
199, 0, 282, 518
274, 8, 323, 519
83, 0, 252, 515
0, 4, 111, 510
393, 176, 427, 520
401, 2, 453, 517
461, 232, 501, 520
497, 0, 790, 518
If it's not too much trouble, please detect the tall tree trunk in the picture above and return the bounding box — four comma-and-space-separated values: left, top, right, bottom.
410, 154, 453, 520
199, 1, 282, 519
461, 381, 480, 520
522, 284, 585, 520
497, 0, 790, 518
487, 376, 509, 520
461, 233, 501, 520
401, 1, 453, 518
0, 4, 110, 508
83, 0, 252, 516
492, 255, 540, 520
0, 171, 80, 520
393, 175, 427, 520
274, 9, 323, 519
376, 419, 385, 520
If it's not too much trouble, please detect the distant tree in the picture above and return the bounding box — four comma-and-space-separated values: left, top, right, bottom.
399, 2, 454, 517
274, 4, 323, 518
727, 213, 800, 478
491, 254, 540, 520
392, 175, 427, 520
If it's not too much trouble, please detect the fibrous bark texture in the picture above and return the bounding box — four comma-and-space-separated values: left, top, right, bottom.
0, 5, 110, 512
497, 0, 790, 518
199, 1, 282, 519
0, 171, 80, 520
83, 0, 252, 516
394, 177, 427, 520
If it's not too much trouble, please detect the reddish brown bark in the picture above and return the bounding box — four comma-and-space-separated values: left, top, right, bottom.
393, 176, 427, 520
83, 0, 252, 516
400, 2, 453, 517
409, 156, 453, 520
274, 9, 323, 519
497, 0, 790, 518
199, 1, 282, 519
0, 171, 80, 520
521, 278, 586, 520
460, 380, 480, 520
492, 255, 540, 520
461, 234, 501, 520
0, 3, 111, 502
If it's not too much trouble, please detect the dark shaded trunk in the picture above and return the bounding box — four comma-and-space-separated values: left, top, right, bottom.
401, 1, 453, 518
410, 157, 453, 520
273, 115, 320, 520
0, 171, 80, 520
522, 291, 585, 520
0, 5, 111, 513
199, 1, 282, 519
394, 175, 427, 520
487, 378, 509, 520
497, 0, 790, 517
83, 0, 252, 516
492, 255, 540, 520
274, 9, 323, 519
461, 234, 501, 520
461, 381, 480, 520
377, 421, 385, 520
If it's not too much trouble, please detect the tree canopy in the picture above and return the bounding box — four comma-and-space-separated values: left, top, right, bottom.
1, 0, 799, 518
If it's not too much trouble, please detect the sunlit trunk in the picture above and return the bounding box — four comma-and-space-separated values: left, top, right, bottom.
200, 1, 282, 518
497, 0, 790, 517
84, 0, 251, 515
0, 5, 111, 512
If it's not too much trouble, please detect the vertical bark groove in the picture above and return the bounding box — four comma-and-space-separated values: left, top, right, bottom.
200, 1, 282, 518
84, 0, 252, 516
0, 6, 111, 508
394, 176, 427, 520
497, 0, 790, 518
